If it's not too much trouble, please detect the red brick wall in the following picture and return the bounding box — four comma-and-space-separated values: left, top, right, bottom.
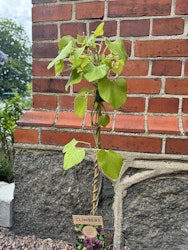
14, 0, 188, 155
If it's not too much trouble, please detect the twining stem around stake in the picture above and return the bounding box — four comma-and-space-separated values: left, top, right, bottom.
91, 100, 102, 215
92, 157, 100, 215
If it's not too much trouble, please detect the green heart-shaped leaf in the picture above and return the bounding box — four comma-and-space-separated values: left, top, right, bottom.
63, 147, 85, 170
98, 77, 127, 110
97, 149, 123, 180
83, 63, 109, 82
63, 139, 78, 153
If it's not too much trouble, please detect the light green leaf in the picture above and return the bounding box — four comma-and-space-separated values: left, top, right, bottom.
47, 40, 73, 70
94, 22, 104, 37
58, 35, 75, 51
98, 114, 110, 127
98, 77, 127, 110
63, 147, 85, 170
63, 138, 78, 153
97, 149, 123, 180
65, 69, 83, 91
112, 59, 125, 75
72, 47, 85, 60
105, 39, 128, 62
77, 35, 85, 45
83, 63, 109, 82
55, 60, 64, 75
87, 34, 96, 47
74, 96, 87, 117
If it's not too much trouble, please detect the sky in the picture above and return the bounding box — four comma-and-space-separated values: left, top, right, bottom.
0, 0, 32, 41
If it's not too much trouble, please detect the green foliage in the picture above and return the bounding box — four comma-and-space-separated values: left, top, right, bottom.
48, 22, 128, 180
0, 151, 14, 183
48, 22, 128, 113
0, 93, 25, 182
62, 139, 85, 170
0, 19, 32, 97
97, 149, 123, 180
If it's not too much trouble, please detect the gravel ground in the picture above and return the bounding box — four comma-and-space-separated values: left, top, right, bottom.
0, 227, 131, 249
0, 227, 76, 250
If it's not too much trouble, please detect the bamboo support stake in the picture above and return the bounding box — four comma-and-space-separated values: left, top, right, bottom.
91, 103, 101, 215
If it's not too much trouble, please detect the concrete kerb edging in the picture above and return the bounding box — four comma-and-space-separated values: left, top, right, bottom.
0, 182, 15, 228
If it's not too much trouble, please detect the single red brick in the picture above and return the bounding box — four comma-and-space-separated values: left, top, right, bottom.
33, 94, 57, 109
32, 24, 58, 41
32, 78, 67, 93
148, 98, 179, 113
135, 40, 188, 57
59, 95, 75, 110
166, 138, 188, 154
89, 21, 117, 37
14, 128, 39, 144
127, 78, 161, 94
76, 2, 104, 19
56, 112, 83, 129
182, 98, 188, 113
122, 60, 149, 76
60, 23, 86, 38
175, 0, 188, 14
148, 116, 180, 134
101, 134, 162, 153
108, 0, 171, 17
120, 19, 150, 37
41, 130, 95, 146
84, 113, 113, 131
152, 18, 184, 36
33, 61, 54, 77
32, 42, 58, 59
16, 110, 56, 127
32, 5, 72, 22
182, 117, 188, 135
115, 115, 145, 133
165, 79, 188, 95
152, 60, 182, 76
120, 97, 145, 113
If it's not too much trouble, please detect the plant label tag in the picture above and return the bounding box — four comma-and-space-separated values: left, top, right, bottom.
72, 215, 106, 249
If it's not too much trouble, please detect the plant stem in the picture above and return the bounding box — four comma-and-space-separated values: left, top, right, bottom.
92, 157, 100, 215
91, 99, 102, 215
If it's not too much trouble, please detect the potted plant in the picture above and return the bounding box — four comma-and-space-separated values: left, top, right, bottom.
48, 22, 128, 248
